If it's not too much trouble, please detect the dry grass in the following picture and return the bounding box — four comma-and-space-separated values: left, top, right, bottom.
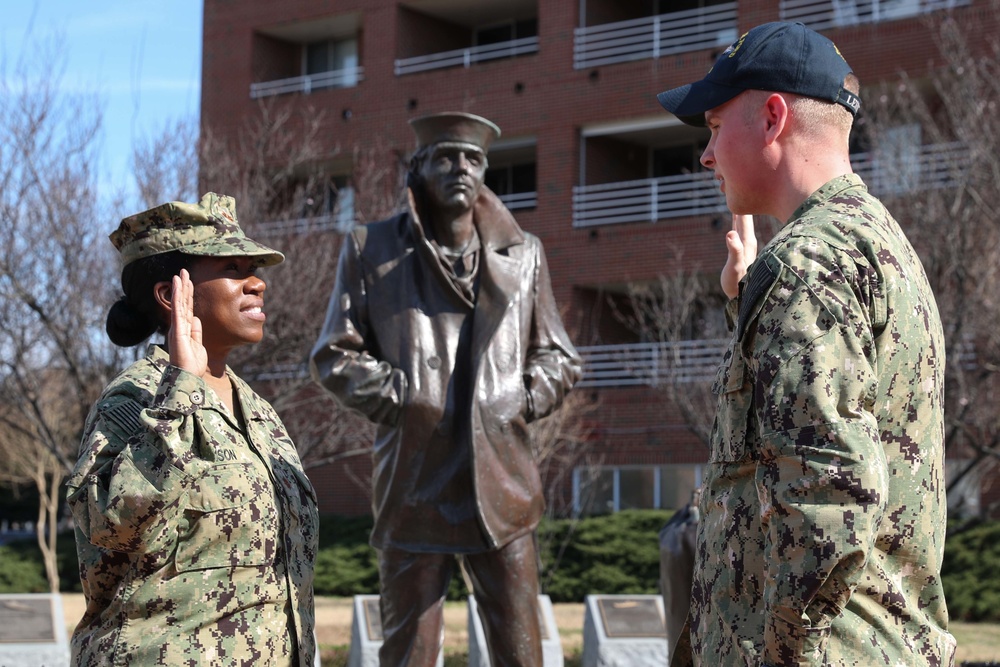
62, 594, 999, 663
309, 597, 586, 656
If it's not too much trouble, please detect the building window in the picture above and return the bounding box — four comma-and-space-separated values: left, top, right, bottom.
651, 142, 707, 178
485, 162, 537, 210
485, 141, 537, 210
573, 464, 704, 515
475, 18, 538, 46
305, 37, 359, 85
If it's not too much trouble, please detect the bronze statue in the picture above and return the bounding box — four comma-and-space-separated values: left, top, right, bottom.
310, 111, 581, 666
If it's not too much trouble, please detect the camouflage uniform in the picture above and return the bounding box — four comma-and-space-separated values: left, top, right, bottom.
67, 345, 319, 667
682, 174, 956, 666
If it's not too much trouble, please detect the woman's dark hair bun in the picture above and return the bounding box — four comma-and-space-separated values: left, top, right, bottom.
105, 296, 158, 347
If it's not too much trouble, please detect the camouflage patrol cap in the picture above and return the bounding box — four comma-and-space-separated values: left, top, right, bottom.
409, 112, 501, 153
110, 192, 284, 267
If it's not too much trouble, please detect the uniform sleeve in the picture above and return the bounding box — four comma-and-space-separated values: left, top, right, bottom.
747, 244, 886, 666
523, 239, 583, 422
309, 230, 407, 425
66, 366, 221, 554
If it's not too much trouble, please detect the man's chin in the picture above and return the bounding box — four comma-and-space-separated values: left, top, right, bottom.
444, 193, 476, 210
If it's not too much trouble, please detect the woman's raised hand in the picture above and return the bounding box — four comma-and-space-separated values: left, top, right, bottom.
168, 269, 208, 376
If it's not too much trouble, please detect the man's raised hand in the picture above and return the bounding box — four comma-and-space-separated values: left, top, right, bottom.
720, 214, 758, 299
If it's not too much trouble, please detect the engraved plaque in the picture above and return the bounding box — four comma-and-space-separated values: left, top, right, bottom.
596, 597, 665, 639
363, 597, 383, 641
0, 597, 55, 643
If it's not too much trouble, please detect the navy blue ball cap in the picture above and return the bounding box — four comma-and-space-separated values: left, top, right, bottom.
657, 22, 861, 127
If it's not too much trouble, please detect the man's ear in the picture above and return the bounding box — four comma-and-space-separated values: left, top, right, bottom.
153, 280, 173, 318
763, 93, 790, 145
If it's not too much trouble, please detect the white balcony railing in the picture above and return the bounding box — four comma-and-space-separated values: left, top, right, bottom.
577, 328, 978, 389
574, 2, 738, 69
577, 339, 729, 388
241, 339, 727, 387
244, 332, 979, 389
573, 142, 969, 228
853, 141, 969, 195
499, 191, 538, 211
395, 36, 539, 76
254, 213, 354, 238
250, 66, 364, 99
573, 171, 726, 228
780, 0, 969, 31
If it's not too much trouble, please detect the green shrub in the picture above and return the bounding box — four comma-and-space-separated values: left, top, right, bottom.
0, 531, 81, 594
942, 520, 1000, 622
313, 510, 673, 603
538, 509, 672, 602
0, 542, 50, 593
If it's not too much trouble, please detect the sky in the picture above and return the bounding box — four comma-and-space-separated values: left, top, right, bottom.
1, 0, 203, 201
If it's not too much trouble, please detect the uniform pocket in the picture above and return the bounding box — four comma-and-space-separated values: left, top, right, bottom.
175, 463, 277, 571
709, 338, 754, 463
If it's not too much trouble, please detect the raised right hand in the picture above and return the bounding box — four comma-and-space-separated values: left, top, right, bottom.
720, 214, 757, 299
168, 269, 208, 376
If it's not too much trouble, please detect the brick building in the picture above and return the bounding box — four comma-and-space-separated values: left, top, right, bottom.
200, 0, 995, 517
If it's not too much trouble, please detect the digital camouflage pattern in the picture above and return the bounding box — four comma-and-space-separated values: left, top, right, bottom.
109, 192, 284, 267
67, 345, 319, 666
680, 174, 956, 667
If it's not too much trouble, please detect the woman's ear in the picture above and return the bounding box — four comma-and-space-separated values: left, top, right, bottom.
152, 280, 173, 320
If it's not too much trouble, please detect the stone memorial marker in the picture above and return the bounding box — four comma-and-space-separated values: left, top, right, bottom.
582, 594, 667, 667
0, 593, 70, 667
467, 594, 563, 667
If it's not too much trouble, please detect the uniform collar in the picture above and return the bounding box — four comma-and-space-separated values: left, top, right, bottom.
789, 173, 866, 223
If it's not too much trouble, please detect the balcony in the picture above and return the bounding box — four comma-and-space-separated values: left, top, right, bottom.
577, 339, 728, 388
853, 141, 969, 194
573, 171, 725, 228
573, 2, 738, 70
780, 0, 969, 30
251, 14, 362, 99
395, 36, 539, 75
251, 65, 364, 99
244, 328, 978, 387
254, 213, 353, 238
395, 0, 538, 76
573, 141, 970, 228
499, 191, 537, 211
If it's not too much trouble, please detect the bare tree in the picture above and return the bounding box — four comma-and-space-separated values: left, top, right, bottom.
0, 37, 130, 591
0, 399, 66, 590
615, 250, 729, 448
862, 4, 1000, 518
132, 116, 199, 206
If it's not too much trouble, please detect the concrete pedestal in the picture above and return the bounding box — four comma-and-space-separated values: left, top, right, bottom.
581, 594, 667, 667
0, 593, 71, 667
